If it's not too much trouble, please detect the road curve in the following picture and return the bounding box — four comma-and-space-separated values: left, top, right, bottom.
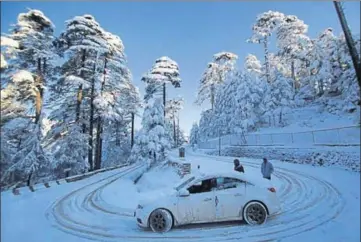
45, 151, 345, 242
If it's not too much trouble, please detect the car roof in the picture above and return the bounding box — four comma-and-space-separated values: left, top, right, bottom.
197, 171, 246, 180
193, 170, 271, 187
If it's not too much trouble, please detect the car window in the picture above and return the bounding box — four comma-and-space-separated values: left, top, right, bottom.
187, 178, 217, 194
215, 177, 245, 190
175, 176, 195, 191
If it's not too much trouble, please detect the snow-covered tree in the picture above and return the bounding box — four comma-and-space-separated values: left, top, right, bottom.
141, 56, 181, 116
1, 53, 7, 71
165, 97, 183, 147
189, 122, 199, 145
175, 124, 186, 147
235, 72, 265, 131
195, 52, 238, 109
248, 11, 285, 83
93, 31, 140, 169
262, 70, 294, 126
0, 9, 55, 187
244, 54, 262, 76
4, 9, 56, 124
47, 14, 109, 172
276, 14, 310, 91
129, 99, 170, 168
213, 72, 240, 134
198, 109, 218, 141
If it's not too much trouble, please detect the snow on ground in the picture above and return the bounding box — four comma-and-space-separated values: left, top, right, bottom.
254, 105, 359, 134
1, 149, 360, 242
1, 165, 143, 242
96, 165, 182, 215
198, 104, 360, 172
203, 144, 360, 172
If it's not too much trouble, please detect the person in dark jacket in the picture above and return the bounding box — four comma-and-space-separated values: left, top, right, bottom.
233, 159, 245, 173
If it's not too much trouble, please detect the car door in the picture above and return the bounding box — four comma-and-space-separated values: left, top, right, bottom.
214, 177, 246, 221
177, 178, 217, 224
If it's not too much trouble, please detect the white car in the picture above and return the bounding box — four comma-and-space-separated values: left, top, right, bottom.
135, 171, 281, 233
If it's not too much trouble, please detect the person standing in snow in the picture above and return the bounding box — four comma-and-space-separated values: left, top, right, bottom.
233, 159, 245, 173
261, 158, 274, 180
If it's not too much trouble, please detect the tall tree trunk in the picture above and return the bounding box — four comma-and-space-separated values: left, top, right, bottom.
173, 113, 176, 147
115, 122, 120, 146
210, 84, 215, 110
98, 128, 103, 167
27, 172, 33, 187
163, 82, 166, 117
95, 58, 107, 170
95, 119, 103, 169
177, 113, 180, 146
35, 58, 43, 124
88, 63, 96, 170
318, 61, 324, 96
76, 49, 86, 122
131, 112, 135, 148
82, 110, 86, 133
264, 37, 270, 83
291, 60, 296, 90
334, 1, 361, 89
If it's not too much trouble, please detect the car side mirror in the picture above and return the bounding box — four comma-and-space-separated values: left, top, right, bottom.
177, 189, 190, 197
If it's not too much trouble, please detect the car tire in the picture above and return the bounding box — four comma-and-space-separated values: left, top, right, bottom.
149, 209, 173, 233
243, 201, 268, 225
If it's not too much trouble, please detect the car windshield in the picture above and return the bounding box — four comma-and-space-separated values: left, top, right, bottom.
175, 176, 195, 191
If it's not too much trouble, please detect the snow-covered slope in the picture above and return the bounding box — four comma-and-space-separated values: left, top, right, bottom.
254, 104, 359, 134
2, 150, 359, 242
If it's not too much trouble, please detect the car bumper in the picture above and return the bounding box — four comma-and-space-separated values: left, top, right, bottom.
268, 197, 282, 216
135, 208, 149, 228
269, 203, 282, 215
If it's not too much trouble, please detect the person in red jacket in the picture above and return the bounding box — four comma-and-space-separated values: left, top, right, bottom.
233, 159, 244, 173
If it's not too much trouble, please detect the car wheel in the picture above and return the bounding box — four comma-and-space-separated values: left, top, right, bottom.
243, 201, 267, 225
149, 209, 173, 233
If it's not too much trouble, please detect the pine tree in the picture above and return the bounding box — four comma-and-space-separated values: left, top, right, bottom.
195, 52, 238, 109
129, 99, 170, 168
276, 14, 310, 91
244, 54, 262, 76
165, 97, 183, 147
248, 11, 285, 83
48, 14, 109, 172
142, 57, 181, 116
189, 122, 199, 145
0, 9, 55, 186
93, 31, 140, 169
262, 70, 294, 126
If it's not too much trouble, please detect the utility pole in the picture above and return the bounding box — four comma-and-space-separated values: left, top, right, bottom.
218, 129, 221, 156
334, 1, 361, 89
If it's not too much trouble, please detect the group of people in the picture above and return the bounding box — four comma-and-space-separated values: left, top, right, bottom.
233, 157, 274, 180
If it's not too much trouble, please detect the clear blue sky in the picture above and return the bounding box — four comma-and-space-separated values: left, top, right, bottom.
2, 2, 360, 134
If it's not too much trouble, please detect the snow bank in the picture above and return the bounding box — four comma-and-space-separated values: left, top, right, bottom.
205, 146, 360, 172
136, 165, 181, 193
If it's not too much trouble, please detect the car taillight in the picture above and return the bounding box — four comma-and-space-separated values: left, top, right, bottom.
268, 187, 276, 193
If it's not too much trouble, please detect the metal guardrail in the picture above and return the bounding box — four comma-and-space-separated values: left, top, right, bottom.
198, 125, 360, 149
5, 163, 130, 195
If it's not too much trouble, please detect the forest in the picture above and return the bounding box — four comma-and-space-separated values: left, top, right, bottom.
189, 11, 360, 145
1, 10, 186, 189
1, 8, 360, 189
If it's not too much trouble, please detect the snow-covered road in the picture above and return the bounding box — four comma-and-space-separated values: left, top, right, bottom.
1, 150, 359, 242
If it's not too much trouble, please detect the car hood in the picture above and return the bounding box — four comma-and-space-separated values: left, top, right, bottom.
138, 188, 176, 205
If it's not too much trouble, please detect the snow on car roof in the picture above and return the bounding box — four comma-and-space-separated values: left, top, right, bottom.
195, 170, 272, 187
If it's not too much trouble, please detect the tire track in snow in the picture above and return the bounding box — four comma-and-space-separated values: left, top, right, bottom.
46, 152, 345, 242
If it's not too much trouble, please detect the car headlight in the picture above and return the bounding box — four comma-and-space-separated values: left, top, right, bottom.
137, 204, 143, 209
